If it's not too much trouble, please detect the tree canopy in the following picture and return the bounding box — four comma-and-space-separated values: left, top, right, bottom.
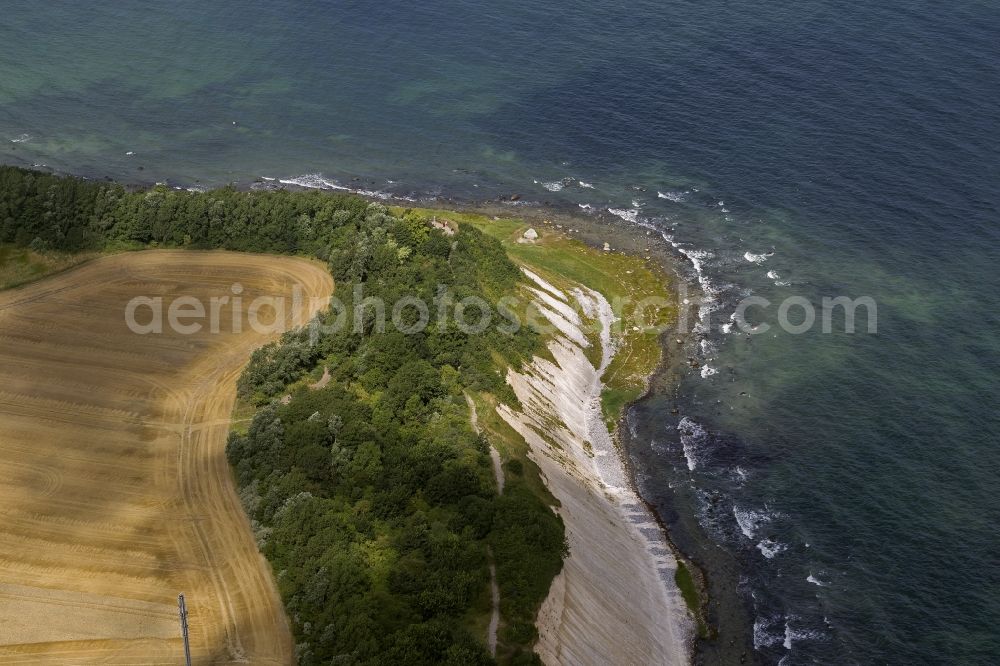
0, 166, 564, 665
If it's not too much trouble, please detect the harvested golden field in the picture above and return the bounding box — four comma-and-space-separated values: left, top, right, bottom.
0, 251, 333, 664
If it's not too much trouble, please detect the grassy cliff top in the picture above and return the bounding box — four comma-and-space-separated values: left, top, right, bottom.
392, 206, 677, 428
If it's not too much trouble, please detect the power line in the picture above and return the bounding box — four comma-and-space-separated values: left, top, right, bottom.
178, 593, 192, 666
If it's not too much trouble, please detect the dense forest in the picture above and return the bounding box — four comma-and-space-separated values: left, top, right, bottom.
0, 166, 565, 664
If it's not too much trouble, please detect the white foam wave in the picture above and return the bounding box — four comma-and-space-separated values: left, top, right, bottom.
753, 616, 784, 649
578, 180, 594, 189
700, 365, 718, 378
757, 538, 788, 559
744, 250, 773, 264
607, 207, 640, 223
9, 133, 31, 144
783, 619, 826, 649
280, 174, 350, 191
680, 249, 720, 333
578, 203, 593, 210
278, 173, 415, 202
679, 249, 714, 290
635, 220, 721, 335
677, 417, 708, 472
806, 574, 828, 587
533, 178, 565, 192
766, 269, 791, 286
682, 443, 697, 471
657, 190, 687, 202
733, 506, 774, 539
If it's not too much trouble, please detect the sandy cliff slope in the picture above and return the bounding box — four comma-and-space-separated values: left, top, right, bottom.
498, 274, 691, 665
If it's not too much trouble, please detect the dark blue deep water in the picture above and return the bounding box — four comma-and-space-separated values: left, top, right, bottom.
3, 2, 999, 663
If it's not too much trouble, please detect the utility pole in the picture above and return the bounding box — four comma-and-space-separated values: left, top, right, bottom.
178, 593, 192, 666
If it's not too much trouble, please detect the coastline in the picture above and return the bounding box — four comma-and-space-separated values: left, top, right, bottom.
472, 201, 757, 664
5, 1, 992, 657
411, 204, 700, 662
0, 162, 707, 664
497, 270, 692, 663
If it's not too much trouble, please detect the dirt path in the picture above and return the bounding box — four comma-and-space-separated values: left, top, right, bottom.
0, 251, 333, 664
487, 560, 500, 657
466, 394, 503, 656
309, 365, 331, 390
466, 394, 504, 493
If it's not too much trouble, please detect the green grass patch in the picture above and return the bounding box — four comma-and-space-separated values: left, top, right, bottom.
228, 398, 257, 436
675, 560, 711, 639
0, 244, 96, 290
396, 206, 676, 427
600, 386, 643, 431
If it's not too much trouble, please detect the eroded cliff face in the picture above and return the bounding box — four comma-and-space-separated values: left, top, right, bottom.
498, 272, 691, 665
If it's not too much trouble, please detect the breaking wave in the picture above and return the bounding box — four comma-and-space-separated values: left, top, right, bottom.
534, 178, 565, 192
276, 173, 416, 202
744, 250, 774, 264
677, 417, 709, 471
757, 539, 788, 559
657, 190, 687, 202
807, 574, 829, 587
608, 207, 640, 223
733, 506, 775, 539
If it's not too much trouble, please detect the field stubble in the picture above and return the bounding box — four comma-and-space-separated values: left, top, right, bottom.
0, 251, 333, 664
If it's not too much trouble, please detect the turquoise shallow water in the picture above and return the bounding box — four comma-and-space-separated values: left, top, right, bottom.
3, 1, 1000, 662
